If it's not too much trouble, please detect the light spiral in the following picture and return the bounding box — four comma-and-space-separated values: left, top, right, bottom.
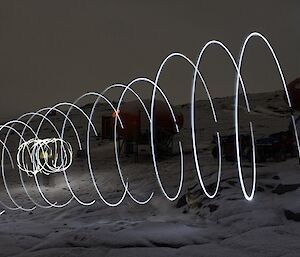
16, 138, 73, 177
0, 31, 298, 215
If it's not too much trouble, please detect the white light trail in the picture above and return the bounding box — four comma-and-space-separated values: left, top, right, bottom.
0, 32, 297, 215
17, 138, 73, 177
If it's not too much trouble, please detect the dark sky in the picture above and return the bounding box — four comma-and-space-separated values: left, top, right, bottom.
0, 0, 299, 121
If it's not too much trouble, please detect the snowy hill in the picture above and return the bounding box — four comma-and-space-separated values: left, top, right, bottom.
0, 90, 300, 257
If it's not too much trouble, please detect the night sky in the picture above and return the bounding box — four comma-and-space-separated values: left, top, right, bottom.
0, 0, 299, 121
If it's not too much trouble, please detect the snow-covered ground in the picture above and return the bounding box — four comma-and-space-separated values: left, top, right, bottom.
0, 90, 300, 257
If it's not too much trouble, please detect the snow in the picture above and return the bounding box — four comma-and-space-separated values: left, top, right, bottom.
0, 90, 300, 256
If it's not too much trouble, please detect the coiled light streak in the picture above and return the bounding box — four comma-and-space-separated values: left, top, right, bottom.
0, 32, 298, 215
17, 138, 73, 177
